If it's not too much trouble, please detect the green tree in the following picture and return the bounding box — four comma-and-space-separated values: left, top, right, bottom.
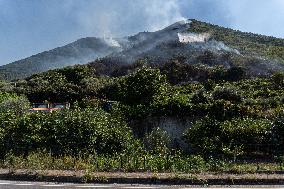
105, 68, 167, 105
271, 72, 284, 87
0, 93, 30, 115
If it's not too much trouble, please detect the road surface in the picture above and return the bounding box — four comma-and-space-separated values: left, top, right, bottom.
0, 181, 283, 188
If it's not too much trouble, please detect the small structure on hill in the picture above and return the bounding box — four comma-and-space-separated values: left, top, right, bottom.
29, 102, 70, 113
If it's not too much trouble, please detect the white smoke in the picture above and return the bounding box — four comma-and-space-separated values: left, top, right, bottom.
142, 0, 186, 31
103, 37, 121, 48
74, 0, 185, 38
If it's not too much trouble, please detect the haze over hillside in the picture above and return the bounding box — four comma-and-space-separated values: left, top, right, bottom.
0, 19, 284, 80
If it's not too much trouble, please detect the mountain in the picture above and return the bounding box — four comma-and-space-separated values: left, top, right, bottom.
90, 19, 284, 77
1, 19, 284, 80
0, 37, 125, 80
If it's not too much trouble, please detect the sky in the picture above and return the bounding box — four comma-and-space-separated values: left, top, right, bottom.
0, 0, 284, 65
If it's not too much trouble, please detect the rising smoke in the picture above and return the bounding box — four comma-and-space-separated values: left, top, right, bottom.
74, 0, 186, 38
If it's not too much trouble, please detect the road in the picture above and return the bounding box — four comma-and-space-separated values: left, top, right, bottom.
0, 181, 283, 189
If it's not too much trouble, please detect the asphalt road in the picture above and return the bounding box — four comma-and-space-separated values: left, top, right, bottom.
0, 181, 283, 189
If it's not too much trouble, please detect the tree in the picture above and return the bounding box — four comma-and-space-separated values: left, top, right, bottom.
0, 93, 30, 115
105, 68, 167, 105
272, 72, 284, 87
225, 66, 246, 81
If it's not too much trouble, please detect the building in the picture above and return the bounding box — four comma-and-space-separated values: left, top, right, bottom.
29, 102, 70, 112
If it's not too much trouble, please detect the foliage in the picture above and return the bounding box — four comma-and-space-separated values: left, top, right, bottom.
271, 72, 284, 87
0, 93, 30, 115
271, 112, 284, 154
212, 86, 243, 103
0, 108, 135, 157
15, 65, 107, 103
183, 117, 273, 158
1, 63, 284, 163
102, 68, 167, 105
144, 128, 171, 155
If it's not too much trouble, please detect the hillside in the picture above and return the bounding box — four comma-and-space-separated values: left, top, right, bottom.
90, 19, 284, 77
189, 19, 284, 61
1, 19, 284, 80
0, 37, 123, 80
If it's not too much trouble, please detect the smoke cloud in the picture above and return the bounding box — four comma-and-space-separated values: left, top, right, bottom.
73, 0, 185, 37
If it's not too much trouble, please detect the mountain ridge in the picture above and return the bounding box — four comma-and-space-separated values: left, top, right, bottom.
1, 19, 284, 80
0, 37, 122, 80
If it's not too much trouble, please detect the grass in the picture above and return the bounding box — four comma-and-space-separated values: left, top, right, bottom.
1, 152, 283, 174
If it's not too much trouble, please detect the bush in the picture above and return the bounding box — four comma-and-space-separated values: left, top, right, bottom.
183, 117, 272, 158
144, 128, 171, 155
271, 72, 284, 87
225, 66, 246, 81
103, 68, 167, 105
183, 117, 221, 156
0, 108, 135, 157
207, 100, 248, 120
191, 89, 208, 104
151, 91, 192, 116
271, 117, 284, 155
219, 118, 272, 156
212, 87, 243, 103
0, 93, 30, 115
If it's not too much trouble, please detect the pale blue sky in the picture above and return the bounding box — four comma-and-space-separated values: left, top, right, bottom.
0, 0, 284, 65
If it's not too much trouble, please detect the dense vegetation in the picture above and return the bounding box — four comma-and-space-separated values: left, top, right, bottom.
0, 57, 284, 173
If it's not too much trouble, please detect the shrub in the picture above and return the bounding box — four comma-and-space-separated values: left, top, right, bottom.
191, 89, 208, 104
144, 128, 171, 155
271, 117, 284, 155
207, 100, 249, 120
0, 94, 30, 115
212, 87, 243, 103
271, 72, 284, 87
183, 117, 272, 158
151, 91, 192, 116
183, 117, 221, 156
225, 66, 246, 81
219, 118, 272, 156
103, 68, 167, 105
0, 108, 135, 157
